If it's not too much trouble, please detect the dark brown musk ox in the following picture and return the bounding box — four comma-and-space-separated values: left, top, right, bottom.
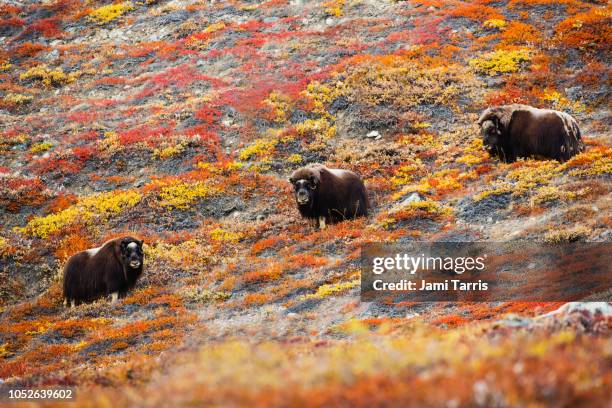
288, 164, 369, 229
477, 104, 584, 163
63, 237, 144, 307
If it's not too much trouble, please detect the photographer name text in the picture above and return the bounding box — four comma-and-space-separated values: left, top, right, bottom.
372, 279, 488, 291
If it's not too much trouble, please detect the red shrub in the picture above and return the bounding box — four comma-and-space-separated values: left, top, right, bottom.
194, 106, 222, 127
0, 4, 22, 14
11, 42, 47, 58
67, 110, 100, 124
27, 17, 63, 38
0, 16, 25, 27
118, 125, 173, 146
72, 145, 96, 162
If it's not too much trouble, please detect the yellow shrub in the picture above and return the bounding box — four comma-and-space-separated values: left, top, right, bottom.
210, 228, 243, 243
0, 237, 9, 258
0, 60, 12, 71
544, 226, 590, 243
17, 190, 142, 238
20, 65, 79, 87
429, 169, 464, 192
88, 2, 134, 25
145, 240, 211, 267
401, 200, 453, 216
81, 190, 142, 215
287, 154, 303, 163
0, 343, 11, 358
302, 80, 346, 117
541, 88, 586, 113
483, 19, 506, 29
474, 160, 560, 201
469, 48, 531, 75
98, 131, 122, 154
296, 118, 337, 148
344, 62, 477, 112
264, 91, 293, 123
184, 288, 231, 303
152, 141, 188, 160
204, 22, 226, 33
457, 154, 484, 166
239, 138, 278, 161
560, 148, 612, 177
29, 141, 53, 154
530, 186, 578, 206
457, 138, 487, 166
390, 159, 425, 187
322, 0, 346, 17
153, 179, 217, 210
3, 93, 32, 106
301, 278, 360, 301
197, 160, 243, 174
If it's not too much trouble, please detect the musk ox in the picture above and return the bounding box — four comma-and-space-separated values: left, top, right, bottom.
63, 237, 144, 307
477, 104, 584, 163
289, 164, 369, 229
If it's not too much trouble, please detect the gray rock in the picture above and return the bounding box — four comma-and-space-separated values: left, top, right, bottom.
158, 10, 190, 25
69, 103, 91, 112
399, 192, 423, 206
565, 86, 583, 101
329, 96, 349, 115
45, 49, 59, 60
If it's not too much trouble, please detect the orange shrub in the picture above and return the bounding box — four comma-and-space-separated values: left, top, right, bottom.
448, 3, 503, 21
55, 231, 93, 260
243, 262, 283, 283
243, 292, 270, 306
431, 314, 469, 327
555, 6, 612, 51
251, 236, 283, 255
501, 21, 541, 45
285, 253, 328, 269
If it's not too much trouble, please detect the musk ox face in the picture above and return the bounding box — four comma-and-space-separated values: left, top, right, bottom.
120, 238, 144, 269
290, 175, 318, 206
480, 119, 502, 152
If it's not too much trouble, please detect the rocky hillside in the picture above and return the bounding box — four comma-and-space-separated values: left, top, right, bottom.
0, 0, 610, 406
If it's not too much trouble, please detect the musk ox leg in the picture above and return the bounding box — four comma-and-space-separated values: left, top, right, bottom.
318, 216, 326, 230
111, 292, 119, 303
70, 300, 76, 308
63, 298, 68, 308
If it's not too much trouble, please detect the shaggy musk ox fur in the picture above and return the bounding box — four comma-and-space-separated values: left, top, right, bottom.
289, 164, 369, 229
63, 237, 144, 306
477, 104, 584, 163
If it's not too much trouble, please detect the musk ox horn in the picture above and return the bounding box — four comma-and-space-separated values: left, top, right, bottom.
481, 120, 495, 131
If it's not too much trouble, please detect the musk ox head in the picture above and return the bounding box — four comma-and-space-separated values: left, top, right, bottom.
120, 237, 144, 269
289, 166, 321, 207
480, 117, 502, 151
477, 105, 517, 153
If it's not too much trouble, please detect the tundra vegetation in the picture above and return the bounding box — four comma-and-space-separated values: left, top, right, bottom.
0, 1, 610, 407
